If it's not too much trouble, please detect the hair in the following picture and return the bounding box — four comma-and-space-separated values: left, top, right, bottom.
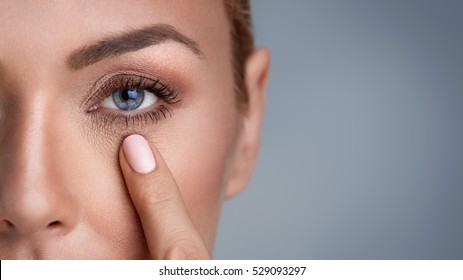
224, 0, 254, 112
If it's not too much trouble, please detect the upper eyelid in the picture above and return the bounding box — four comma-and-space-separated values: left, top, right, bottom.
82, 72, 169, 109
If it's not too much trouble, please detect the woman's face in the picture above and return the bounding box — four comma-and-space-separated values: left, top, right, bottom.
0, 0, 263, 259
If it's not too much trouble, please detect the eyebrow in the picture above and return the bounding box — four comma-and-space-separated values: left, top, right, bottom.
67, 24, 203, 70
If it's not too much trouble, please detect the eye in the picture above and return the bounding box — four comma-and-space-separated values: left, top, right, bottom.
101, 87, 158, 111
86, 75, 181, 129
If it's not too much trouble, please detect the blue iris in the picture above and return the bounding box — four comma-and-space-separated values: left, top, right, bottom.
112, 88, 145, 110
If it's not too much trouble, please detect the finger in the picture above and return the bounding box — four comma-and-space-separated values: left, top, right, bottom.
119, 134, 210, 260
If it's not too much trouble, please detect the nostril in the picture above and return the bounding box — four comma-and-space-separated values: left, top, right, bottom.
1, 220, 14, 229
47, 221, 61, 229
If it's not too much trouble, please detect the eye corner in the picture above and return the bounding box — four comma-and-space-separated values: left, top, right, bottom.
86, 104, 100, 113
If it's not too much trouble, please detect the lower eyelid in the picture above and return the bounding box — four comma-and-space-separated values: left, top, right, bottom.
92, 104, 174, 131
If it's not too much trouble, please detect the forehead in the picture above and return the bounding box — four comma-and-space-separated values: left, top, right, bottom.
0, 0, 228, 67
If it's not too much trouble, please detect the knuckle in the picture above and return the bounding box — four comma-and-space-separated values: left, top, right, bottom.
134, 178, 175, 211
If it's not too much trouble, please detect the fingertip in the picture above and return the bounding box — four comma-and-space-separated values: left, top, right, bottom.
122, 134, 156, 174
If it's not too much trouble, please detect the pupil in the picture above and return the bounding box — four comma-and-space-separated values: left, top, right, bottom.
122, 88, 137, 101
121, 90, 129, 101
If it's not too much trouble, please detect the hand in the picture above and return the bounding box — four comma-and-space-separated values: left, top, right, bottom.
119, 134, 210, 259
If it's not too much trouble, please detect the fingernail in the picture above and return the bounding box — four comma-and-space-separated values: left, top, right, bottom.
122, 134, 156, 174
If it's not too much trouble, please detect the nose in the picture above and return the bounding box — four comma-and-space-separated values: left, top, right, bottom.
0, 181, 73, 236
0, 100, 77, 237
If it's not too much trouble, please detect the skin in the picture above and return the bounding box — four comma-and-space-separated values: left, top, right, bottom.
0, 0, 269, 259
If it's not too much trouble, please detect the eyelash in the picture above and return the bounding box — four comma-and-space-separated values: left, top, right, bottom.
87, 74, 181, 129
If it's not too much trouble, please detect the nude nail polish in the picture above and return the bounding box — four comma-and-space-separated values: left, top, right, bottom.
122, 134, 156, 174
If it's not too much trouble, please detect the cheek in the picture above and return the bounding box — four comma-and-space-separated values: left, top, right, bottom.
78, 89, 239, 254
163, 123, 235, 246
145, 92, 240, 249
53, 122, 150, 258
73, 157, 148, 257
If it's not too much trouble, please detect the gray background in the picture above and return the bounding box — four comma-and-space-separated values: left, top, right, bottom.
214, 0, 463, 259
